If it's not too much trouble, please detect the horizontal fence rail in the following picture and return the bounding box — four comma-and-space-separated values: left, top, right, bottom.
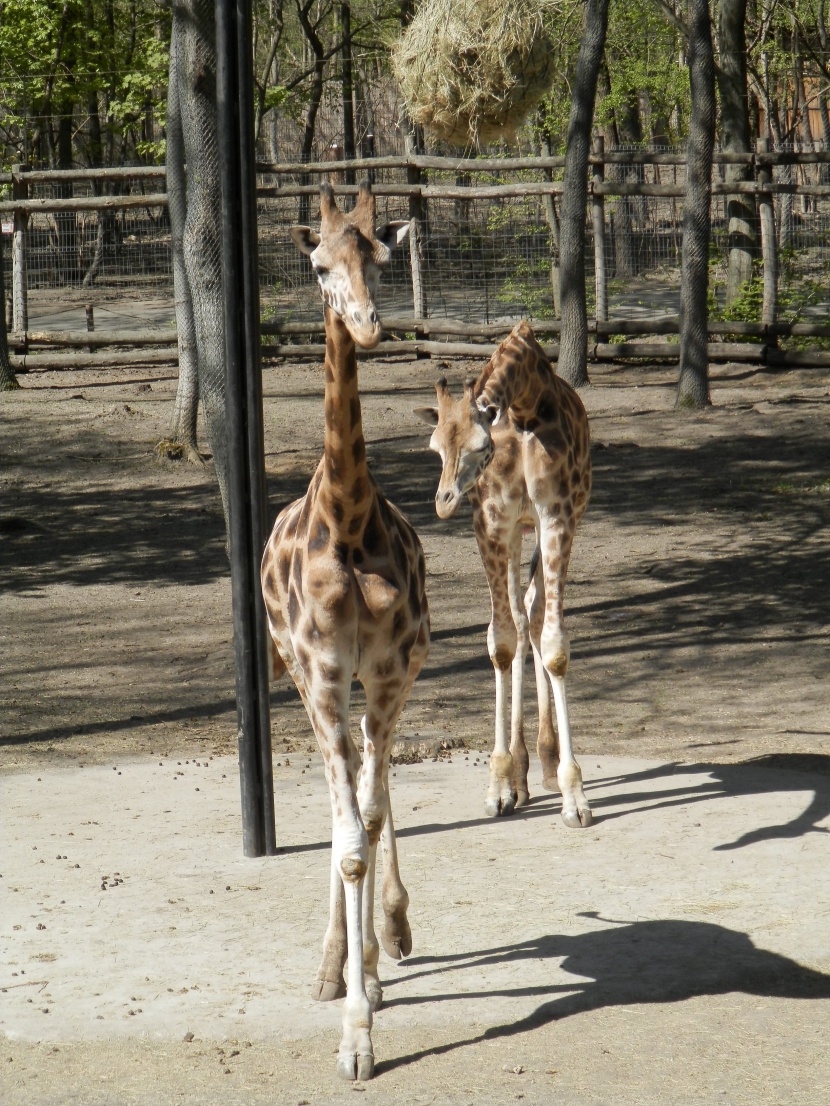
4, 146, 830, 369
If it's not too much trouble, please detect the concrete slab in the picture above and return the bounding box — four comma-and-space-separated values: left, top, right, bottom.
2, 754, 829, 1103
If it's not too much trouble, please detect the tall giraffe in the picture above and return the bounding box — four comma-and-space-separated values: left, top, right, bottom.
261, 182, 430, 1081
415, 321, 592, 827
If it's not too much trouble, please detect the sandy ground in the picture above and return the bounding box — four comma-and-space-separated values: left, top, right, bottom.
3, 753, 829, 1105
2, 350, 830, 1102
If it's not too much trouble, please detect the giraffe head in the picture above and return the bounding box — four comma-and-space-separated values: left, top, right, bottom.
289, 181, 410, 349
414, 377, 498, 519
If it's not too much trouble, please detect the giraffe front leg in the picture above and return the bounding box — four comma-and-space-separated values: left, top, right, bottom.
509, 548, 531, 807
527, 569, 559, 792
379, 802, 411, 960
356, 716, 386, 1011
313, 851, 347, 1001
487, 658, 518, 817
549, 676, 592, 828
337, 874, 375, 1082
329, 793, 374, 1081
480, 536, 519, 817
536, 516, 591, 829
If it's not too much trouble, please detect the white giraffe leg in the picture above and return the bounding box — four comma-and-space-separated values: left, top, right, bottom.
479, 531, 520, 817
336, 875, 374, 1081
379, 802, 411, 959
536, 515, 591, 828
550, 676, 592, 828
527, 566, 560, 791
360, 841, 382, 1011
357, 715, 384, 1011
508, 543, 530, 806
487, 654, 516, 816
313, 850, 347, 1000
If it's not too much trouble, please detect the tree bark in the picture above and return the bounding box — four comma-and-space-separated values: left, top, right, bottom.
166, 0, 230, 526
0, 226, 19, 391
340, 4, 356, 185
160, 12, 203, 465
817, 2, 830, 182
297, 1, 327, 224
610, 90, 643, 278
717, 0, 755, 304
557, 0, 611, 388
677, 0, 716, 410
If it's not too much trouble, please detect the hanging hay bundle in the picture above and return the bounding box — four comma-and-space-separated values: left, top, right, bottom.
391, 0, 556, 146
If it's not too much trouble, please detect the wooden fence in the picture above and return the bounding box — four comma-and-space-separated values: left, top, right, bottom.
3, 144, 830, 370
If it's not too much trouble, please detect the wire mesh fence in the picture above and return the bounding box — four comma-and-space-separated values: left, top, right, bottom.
3, 146, 830, 344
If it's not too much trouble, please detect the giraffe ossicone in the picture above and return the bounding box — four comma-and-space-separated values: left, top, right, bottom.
415, 321, 593, 827
262, 181, 429, 1081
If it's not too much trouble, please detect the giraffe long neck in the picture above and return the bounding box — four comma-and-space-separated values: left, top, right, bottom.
475, 325, 549, 421
319, 307, 372, 532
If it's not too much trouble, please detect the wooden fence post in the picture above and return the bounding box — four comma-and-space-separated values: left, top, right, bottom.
756, 138, 778, 328
11, 164, 28, 337
591, 134, 608, 322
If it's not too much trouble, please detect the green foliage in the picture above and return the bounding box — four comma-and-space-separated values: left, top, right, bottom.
0, 0, 170, 168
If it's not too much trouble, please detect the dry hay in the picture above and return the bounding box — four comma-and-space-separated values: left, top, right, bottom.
391, 0, 556, 147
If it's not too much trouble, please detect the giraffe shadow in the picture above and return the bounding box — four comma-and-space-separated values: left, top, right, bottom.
374, 917, 830, 1074
270, 754, 830, 856
580, 754, 830, 850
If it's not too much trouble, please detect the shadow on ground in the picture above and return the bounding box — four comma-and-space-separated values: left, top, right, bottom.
376, 915, 830, 1074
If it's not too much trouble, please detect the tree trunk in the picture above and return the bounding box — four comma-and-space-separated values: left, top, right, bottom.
610, 91, 642, 279
818, 1, 830, 182
340, 3, 355, 185
677, 0, 716, 410
160, 11, 203, 465
0, 227, 19, 391
539, 130, 561, 316
717, 0, 755, 305
794, 44, 816, 212
557, 0, 611, 389
55, 109, 78, 283
297, 2, 326, 225
167, 0, 230, 526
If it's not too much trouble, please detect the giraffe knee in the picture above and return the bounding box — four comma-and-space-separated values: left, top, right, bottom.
491, 647, 514, 671
542, 632, 570, 677
340, 857, 368, 883
545, 651, 569, 677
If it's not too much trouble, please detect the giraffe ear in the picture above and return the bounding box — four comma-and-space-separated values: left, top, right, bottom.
478, 400, 501, 426
413, 406, 439, 426
375, 220, 410, 253
289, 226, 321, 256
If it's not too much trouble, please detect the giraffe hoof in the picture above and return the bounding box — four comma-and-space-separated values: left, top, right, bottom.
381, 914, 412, 960
485, 794, 516, 817
541, 774, 560, 793
312, 977, 346, 1002
336, 1052, 375, 1082
561, 804, 593, 829
514, 788, 530, 808
365, 976, 383, 1012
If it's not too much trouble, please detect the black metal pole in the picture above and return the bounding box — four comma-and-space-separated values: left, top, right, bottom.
215, 0, 276, 857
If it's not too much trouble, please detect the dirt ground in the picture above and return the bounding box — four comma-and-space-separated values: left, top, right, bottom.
3, 351, 829, 769
2, 349, 830, 1103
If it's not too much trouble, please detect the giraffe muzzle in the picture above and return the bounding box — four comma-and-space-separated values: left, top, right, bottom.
346, 306, 382, 349
435, 488, 461, 519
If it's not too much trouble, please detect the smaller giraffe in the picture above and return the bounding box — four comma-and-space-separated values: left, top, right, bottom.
262, 183, 429, 1080
415, 321, 592, 827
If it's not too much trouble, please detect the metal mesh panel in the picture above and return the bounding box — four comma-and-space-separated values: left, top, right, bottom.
4, 145, 830, 334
